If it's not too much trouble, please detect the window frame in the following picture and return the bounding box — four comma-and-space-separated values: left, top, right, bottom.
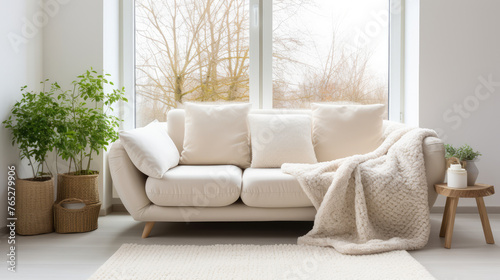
389, 0, 405, 122
121, 0, 404, 125
121, 0, 136, 130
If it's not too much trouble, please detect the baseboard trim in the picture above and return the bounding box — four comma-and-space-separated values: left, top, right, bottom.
431, 206, 500, 214
112, 204, 127, 213
99, 205, 113, 216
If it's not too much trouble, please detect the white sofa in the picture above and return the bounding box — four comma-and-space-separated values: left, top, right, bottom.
109, 109, 446, 238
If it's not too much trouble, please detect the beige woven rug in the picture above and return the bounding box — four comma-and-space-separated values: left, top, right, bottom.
89, 244, 435, 280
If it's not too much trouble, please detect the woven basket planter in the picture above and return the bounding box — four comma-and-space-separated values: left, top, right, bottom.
54, 198, 101, 233
57, 172, 99, 203
16, 177, 54, 235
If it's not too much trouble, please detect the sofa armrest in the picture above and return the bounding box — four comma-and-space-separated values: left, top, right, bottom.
422, 136, 446, 208
108, 140, 150, 219
383, 120, 445, 208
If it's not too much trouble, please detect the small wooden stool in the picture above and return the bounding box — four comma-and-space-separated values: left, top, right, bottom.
435, 183, 495, 249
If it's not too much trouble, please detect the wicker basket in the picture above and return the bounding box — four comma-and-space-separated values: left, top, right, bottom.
54, 198, 101, 233
57, 173, 99, 203
16, 177, 55, 235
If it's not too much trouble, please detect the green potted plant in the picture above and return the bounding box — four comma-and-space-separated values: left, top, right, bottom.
2, 81, 65, 235
55, 68, 127, 204
445, 144, 481, 186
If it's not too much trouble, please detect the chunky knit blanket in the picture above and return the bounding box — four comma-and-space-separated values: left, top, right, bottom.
282, 126, 437, 255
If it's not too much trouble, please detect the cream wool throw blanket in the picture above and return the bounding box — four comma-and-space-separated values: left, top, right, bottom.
282, 126, 437, 255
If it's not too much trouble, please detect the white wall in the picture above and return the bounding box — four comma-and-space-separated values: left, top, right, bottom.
0, 0, 45, 223
43, 0, 103, 85
418, 0, 500, 208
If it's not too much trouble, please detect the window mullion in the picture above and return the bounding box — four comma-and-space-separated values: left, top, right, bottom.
122, 0, 135, 129
249, 0, 260, 109
389, 0, 405, 122
261, 0, 273, 109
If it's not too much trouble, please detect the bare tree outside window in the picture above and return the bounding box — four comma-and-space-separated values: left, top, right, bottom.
135, 0, 388, 127
272, 0, 388, 111
136, 0, 250, 126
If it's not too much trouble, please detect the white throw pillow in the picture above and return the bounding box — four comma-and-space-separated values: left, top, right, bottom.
248, 114, 317, 168
180, 103, 252, 168
119, 120, 179, 178
311, 103, 385, 162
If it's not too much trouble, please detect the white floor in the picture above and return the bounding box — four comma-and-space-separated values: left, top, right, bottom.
1, 213, 499, 280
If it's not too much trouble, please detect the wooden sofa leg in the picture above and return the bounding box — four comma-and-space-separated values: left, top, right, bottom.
142, 222, 155, 238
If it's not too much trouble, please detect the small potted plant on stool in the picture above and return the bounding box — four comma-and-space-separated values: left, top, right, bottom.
445, 144, 481, 186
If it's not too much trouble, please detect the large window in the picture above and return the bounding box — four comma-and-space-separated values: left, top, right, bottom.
134, 0, 392, 127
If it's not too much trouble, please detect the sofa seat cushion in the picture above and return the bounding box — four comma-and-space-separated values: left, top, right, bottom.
146, 165, 242, 207
241, 168, 312, 208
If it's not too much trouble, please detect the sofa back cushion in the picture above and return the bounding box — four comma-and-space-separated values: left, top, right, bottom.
179, 103, 252, 168
167, 105, 385, 165
167, 108, 311, 156
248, 114, 317, 168
311, 103, 385, 162
167, 109, 185, 155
